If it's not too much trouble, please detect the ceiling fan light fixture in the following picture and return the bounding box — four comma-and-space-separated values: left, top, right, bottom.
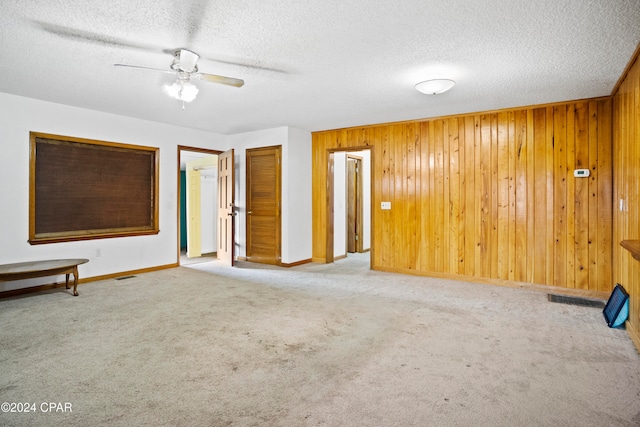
415, 79, 456, 95
165, 80, 199, 102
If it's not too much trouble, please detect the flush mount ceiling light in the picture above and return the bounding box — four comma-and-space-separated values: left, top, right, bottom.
415, 79, 456, 95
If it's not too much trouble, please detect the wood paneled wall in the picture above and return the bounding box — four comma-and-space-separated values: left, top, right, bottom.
613, 48, 640, 350
313, 99, 613, 293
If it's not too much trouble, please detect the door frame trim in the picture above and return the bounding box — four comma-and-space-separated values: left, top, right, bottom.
177, 145, 222, 265
325, 146, 373, 264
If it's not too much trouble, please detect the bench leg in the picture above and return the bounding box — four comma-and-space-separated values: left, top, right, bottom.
65, 267, 80, 296
72, 266, 79, 296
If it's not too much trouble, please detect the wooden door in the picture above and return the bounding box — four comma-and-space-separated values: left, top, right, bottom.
217, 149, 235, 265
347, 158, 357, 253
347, 157, 363, 253
246, 146, 281, 264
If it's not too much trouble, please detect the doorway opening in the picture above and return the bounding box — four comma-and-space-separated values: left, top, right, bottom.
177, 146, 221, 266
327, 148, 372, 267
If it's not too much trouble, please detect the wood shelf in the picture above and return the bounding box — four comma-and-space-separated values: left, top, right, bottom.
621, 240, 640, 262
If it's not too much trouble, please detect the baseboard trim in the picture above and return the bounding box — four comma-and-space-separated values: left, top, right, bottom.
0, 263, 178, 299
281, 258, 312, 268
371, 265, 610, 301
235, 257, 312, 268
84, 263, 179, 283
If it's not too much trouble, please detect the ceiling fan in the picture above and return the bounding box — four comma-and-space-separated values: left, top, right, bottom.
115, 49, 244, 107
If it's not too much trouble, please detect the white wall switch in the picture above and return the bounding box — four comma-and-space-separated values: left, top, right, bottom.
381, 201, 391, 210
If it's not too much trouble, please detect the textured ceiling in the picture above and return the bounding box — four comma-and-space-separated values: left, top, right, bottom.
1, 0, 639, 135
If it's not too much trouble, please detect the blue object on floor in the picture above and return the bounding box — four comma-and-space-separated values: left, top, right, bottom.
603, 284, 629, 328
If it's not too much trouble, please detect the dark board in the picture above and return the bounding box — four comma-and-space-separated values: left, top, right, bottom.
29, 132, 159, 244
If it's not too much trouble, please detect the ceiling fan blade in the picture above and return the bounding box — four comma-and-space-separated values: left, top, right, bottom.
33, 20, 285, 76
33, 20, 160, 52
114, 64, 177, 75
194, 73, 245, 88
199, 56, 289, 75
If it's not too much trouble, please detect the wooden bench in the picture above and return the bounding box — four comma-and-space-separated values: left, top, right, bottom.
0, 259, 89, 297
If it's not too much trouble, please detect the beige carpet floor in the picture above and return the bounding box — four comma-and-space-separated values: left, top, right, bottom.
1, 253, 639, 426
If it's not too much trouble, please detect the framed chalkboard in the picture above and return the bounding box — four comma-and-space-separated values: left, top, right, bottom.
29, 132, 159, 244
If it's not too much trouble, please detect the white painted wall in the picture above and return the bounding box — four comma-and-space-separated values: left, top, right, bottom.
228, 126, 312, 264
333, 153, 347, 258
0, 93, 311, 293
0, 93, 227, 292
282, 127, 312, 263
